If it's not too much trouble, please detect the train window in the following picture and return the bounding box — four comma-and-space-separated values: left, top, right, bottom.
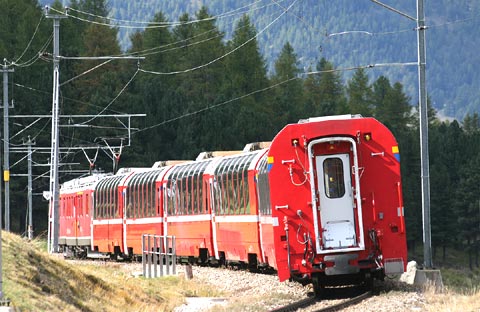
256, 155, 272, 216
242, 169, 250, 214
137, 176, 142, 218
180, 176, 186, 215
77, 195, 82, 217
108, 180, 114, 218
323, 158, 345, 199
139, 176, 144, 218
84, 194, 89, 216
166, 173, 180, 216
227, 157, 238, 215
145, 172, 153, 217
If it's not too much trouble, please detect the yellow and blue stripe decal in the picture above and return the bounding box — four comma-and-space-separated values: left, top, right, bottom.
267, 156, 274, 172
392, 146, 400, 162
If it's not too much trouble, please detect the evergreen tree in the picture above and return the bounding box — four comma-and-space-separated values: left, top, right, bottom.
129, 12, 177, 163
372, 76, 413, 136
0, 0, 52, 232
462, 112, 480, 134
428, 122, 463, 261
224, 15, 270, 146
169, 8, 230, 157
318, 58, 346, 115
346, 68, 373, 116
455, 156, 480, 269
270, 42, 303, 128
303, 58, 345, 117
68, 0, 122, 114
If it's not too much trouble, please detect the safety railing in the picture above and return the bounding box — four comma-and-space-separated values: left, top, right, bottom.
142, 234, 176, 278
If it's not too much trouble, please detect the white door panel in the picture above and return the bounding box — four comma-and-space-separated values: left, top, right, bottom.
315, 154, 356, 249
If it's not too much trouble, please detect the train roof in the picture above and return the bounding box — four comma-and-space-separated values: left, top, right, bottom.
152, 160, 192, 168
297, 114, 363, 124
60, 173, 111, 193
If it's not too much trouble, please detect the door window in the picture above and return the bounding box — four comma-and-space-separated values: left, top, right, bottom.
323, 158, 345, 199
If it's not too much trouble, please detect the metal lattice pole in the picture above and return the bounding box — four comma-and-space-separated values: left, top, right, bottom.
45, 9, 67, 253
416, 0, 432, 269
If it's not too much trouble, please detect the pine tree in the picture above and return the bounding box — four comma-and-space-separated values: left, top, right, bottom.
462, 112, 480, 134
129, 12, 177, 162
303, 58, 345, 117
224, 15, 270, 146
271, 42, 303, 128
318, 59, 347, 115
372, 76, 413, 136
69, 0, 122, 115
455, 156, 480, 269
0, 0, 53, 232
346, 68, 373, 116
169, 8, 230, 157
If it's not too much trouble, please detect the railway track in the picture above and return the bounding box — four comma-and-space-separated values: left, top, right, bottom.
270, 289, 373, 312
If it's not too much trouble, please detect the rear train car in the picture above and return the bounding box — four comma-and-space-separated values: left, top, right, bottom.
59, 173, 110, 257
267, 115, 407, 295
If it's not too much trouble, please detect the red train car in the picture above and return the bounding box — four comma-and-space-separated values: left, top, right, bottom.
267, 115, 407, 294
203, 149, 269, 268
161, 158, 215, 262
122, 167, 172, 256
92, 168, 155, 256
59, 173, 110, 256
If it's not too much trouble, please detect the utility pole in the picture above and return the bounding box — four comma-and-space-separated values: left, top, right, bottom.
0, 61, 13, 306
24, 136, 35, 240
370, 0, 432, 269
416, 0, 432, 270
1, 62, 13, 232
45, 7, 67, 253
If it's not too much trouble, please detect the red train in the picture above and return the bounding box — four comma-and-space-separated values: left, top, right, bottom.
59, 115, 407, 295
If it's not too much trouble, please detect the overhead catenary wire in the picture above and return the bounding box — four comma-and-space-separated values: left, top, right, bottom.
133, 61, 417, 135
98, 7, 284, 60
13, 82, 127, 114
271, 0, 315, 32
79, 68, 140, 125
65, 0, 267, 26
59, 59, 113, 86
8, 33, 53, 68
13, 14, 45, 64
139, 0, 300, 76
49, 0, 285, 30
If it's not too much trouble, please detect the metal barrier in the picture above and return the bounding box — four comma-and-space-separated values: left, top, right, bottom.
142, 234, 176, 278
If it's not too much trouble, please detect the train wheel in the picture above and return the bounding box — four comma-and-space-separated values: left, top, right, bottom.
311, 274, 325, 298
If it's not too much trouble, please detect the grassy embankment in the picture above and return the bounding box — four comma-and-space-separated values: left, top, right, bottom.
1, 231, 222, 311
